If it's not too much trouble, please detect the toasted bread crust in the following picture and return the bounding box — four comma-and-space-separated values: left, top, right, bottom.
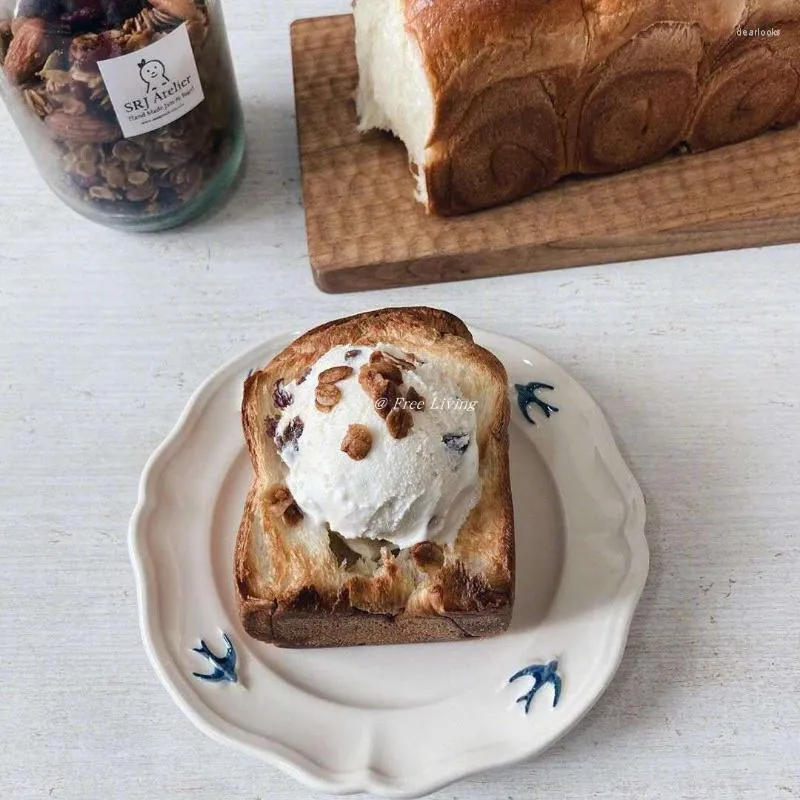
236, 307, 513, 647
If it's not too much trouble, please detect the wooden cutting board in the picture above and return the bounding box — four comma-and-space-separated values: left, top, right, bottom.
291, 14, 800, 294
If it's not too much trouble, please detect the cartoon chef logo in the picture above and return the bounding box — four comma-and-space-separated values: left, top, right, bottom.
137, 58, 170, 93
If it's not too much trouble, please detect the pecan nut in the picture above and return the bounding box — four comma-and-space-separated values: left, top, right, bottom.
368, 352, 403, 384
386, 407, 413, 439
3, 18, 50, 85
341, 424, 372, 460
358, 364, 388, 397
315, 382, 341, 412
374, 381, 397, 419
318, 365, 353, 384
379, 351, 416, 372
45, 112, 121, 144
405, 386, 426, 411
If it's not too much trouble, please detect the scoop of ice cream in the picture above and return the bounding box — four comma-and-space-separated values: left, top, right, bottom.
271, 344, 480, 549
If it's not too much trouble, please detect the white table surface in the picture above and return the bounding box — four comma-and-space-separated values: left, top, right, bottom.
2, 1, 799, 798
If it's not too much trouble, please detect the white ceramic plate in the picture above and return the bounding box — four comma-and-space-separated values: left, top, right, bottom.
129, 326, 648, 798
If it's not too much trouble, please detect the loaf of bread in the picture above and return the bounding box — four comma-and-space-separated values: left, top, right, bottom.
355, 0, 800, 215
236, 308, 514, 648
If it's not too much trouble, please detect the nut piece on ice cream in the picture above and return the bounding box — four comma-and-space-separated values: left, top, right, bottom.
270, 343, 480, 550
340, 423, 372, 460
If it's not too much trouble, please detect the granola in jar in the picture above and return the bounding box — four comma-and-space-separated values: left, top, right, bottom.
0, 0, 243, 230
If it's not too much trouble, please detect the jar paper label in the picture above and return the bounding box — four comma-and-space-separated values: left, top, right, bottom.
97, 24, 205, 138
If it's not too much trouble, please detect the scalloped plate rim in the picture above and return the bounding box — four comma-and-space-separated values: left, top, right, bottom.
129, 326, 649, 798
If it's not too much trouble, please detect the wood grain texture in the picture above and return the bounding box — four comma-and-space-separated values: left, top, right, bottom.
292, 14, 800, 293
1, 0, 800, 798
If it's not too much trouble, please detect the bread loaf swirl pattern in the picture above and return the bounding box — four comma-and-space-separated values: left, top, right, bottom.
378, 0, 800, 214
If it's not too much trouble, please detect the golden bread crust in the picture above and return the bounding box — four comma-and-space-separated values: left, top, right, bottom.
399, 0, 800, 214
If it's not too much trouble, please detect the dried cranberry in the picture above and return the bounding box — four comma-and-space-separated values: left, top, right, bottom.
273, 379, 293, 409
442, 433, 470, 454
283, 416, 304, 449
276, 416, 304, 451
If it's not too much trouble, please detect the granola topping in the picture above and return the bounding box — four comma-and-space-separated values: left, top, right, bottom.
380, 350, 417, 372
386, 407, 413, 439
340, 423, 372, 460
314, 382, 341, 412
358, 363, 389, 397
318, 365, 354, 384
270, 344, 480, 549
380, 384, 400, 420
368, 351, 403, 384
405, 386, 426, 411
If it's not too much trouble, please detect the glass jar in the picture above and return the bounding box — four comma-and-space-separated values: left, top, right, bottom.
0, 0, 244, 231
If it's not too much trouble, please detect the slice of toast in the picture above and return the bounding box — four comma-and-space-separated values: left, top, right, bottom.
236, 307, 513, 647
